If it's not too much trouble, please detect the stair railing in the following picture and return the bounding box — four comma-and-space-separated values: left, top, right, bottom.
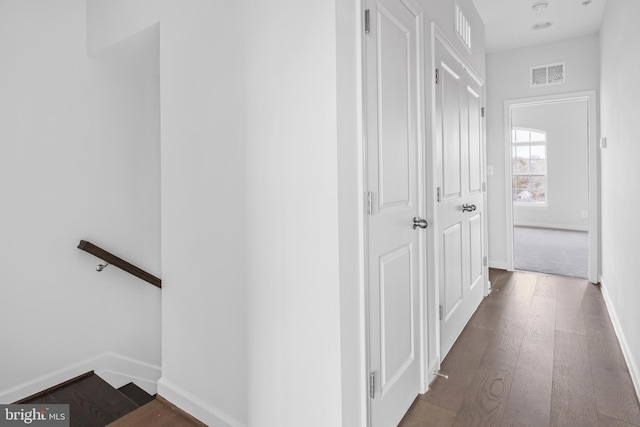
77, 240, 161, 288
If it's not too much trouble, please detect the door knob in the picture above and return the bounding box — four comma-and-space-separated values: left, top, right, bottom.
462, 204, 476, 212
413, 217, 429, 229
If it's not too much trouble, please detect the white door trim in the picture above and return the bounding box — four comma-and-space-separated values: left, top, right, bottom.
503, 91, 599, 283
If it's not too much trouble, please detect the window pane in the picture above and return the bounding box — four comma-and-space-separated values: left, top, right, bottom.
530, 145, 546, 159
512, 177, 523, 201
515, 129, 530, 142
530, 131, 546, 142
528, 175, 546, 202
513, 159, 528, 174
530, 158, 546, 174
513, 175, 546, 203
513, 146, 530, 174
512, 129, 517, 142
515, 145, 530, 159
513, 176, 532, 201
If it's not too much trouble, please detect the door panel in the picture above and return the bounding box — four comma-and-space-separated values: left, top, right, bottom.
441, 64, 462, 199
379, 244, 414, 395
469, 213, 483, 287
378, 5, 411, 211
436, 40, 486, 359
443, 223, 463, 314
365, 0, 424, 426
468, 87, 482, 194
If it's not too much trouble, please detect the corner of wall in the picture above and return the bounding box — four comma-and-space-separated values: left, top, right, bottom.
0, 353, 161, 404
599, 277, 640, 402
157, 378, 246, 427
86, 0, 160, 56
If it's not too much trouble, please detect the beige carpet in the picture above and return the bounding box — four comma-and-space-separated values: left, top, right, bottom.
513, 226, 588, 279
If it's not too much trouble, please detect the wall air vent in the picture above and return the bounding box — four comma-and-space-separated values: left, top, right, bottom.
531, 63, 565, 87
455, 2, 472, 50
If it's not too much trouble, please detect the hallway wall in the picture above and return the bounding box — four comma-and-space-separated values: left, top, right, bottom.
0, 0, 161, 401
158, 2, 250, 425
244, 1, 343, 423
485, 34, 599, 268
599, 0, 640, 397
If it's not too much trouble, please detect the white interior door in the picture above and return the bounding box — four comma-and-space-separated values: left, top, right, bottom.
435, 40, 485, 359
364, 0, 424, 426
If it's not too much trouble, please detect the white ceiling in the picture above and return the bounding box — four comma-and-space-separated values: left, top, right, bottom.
471, 0, 607, 53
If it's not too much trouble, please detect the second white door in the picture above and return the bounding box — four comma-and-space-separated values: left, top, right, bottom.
435, 40, 486, 359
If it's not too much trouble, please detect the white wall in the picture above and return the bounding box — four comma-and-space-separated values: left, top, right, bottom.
485, 34, 599, 267
86, 0, 161, 54
244, 1, 343, 425
599, 0, 640, 397
0, 0, 161, 401
158, 2, 248, 425
511, 100, 589, 230
86, 1, 343, 425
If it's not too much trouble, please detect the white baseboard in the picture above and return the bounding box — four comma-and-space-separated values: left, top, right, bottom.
0, 352, 160, 404
94, 353, 161, 395
157, 377, 246, 427
513, 222, 589, 232
489, 260, 507, 270
599, 277, 640, 402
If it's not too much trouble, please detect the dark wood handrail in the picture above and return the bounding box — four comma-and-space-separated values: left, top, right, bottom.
77, 240, 161, 288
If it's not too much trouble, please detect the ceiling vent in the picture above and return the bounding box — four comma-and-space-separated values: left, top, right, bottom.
531, 63, 565, 87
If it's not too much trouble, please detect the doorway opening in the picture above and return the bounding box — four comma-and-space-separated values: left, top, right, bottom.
504, 92, 598, 283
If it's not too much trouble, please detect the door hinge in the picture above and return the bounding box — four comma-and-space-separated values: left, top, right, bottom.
439, 305, 443, 320
437, 187, 441, 202
481, 107, 485, 118
366, 191, 373, 215
482, 182, 486, 192
364, 9, 370, 34
369, 372, 375, 399
435, 68, 440, 85
483, 256, 488, 267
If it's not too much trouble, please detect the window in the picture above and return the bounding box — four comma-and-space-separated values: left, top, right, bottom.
512, 128, 547, 205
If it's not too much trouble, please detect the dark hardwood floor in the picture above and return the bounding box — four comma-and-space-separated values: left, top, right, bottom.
106, 397, 206, 427
20, 374, 141, 427
400, 269, 640, 427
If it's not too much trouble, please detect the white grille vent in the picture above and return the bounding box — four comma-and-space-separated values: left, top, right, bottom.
531, 63, 565, 87
455, 3, 472, 50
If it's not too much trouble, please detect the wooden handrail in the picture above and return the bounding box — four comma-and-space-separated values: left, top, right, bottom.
77, 240, 161, 288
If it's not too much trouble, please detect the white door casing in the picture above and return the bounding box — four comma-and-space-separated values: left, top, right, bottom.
364, 0, 425, 426
503, 92, 599, 283
434, 39, 486, 359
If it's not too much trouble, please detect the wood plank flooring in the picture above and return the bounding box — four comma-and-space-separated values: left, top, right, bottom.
106, 397, 207, 427
400, 269, 640, 427
20, 374, 140, 427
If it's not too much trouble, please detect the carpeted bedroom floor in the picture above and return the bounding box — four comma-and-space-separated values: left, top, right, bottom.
513, 226, 589, 279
